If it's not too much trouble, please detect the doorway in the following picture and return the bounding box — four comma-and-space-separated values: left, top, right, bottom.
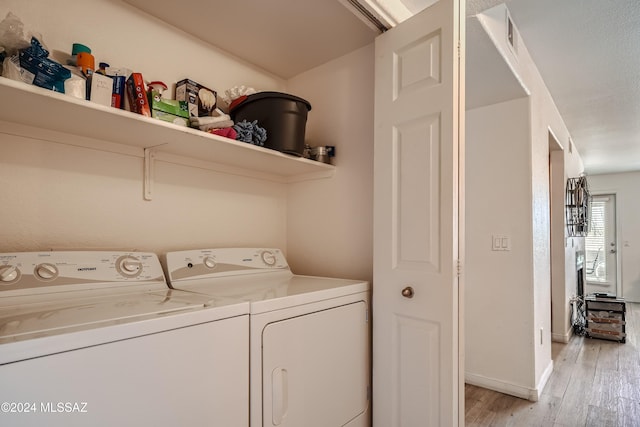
585, 194, 617, 296
548, 130, 567, 342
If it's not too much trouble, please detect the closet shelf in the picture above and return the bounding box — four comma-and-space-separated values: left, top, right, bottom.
0, 77, 334, 183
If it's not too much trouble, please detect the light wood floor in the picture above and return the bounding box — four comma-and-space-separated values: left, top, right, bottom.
465, 302, 640, 426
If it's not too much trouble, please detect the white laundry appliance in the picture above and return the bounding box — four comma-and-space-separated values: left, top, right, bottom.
164, 248, 371, 427
0, 251, 249, 427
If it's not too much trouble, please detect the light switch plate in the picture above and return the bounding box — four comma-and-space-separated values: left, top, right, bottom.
492, 235, 511, 251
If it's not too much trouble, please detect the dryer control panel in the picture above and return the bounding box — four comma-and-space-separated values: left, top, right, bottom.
166, 248, 290, 282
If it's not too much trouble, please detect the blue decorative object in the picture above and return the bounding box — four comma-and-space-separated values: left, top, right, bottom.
233, 120, 267, 146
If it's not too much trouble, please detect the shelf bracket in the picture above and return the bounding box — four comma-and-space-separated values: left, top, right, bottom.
144, 148, 156, 201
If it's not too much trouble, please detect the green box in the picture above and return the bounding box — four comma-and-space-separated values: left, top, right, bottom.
149, 90, 189, 127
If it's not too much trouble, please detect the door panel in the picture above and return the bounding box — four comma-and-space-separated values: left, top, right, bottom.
373, 0, 463, 425
393, 315, 440, 426
394, 31, 442, 98
261, 302, 369, 427
394, 113, 441, 271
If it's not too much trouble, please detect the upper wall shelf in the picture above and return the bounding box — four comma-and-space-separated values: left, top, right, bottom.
0, 77, 334, 184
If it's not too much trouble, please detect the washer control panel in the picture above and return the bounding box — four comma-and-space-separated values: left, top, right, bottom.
166, 248, 289, 282
0, 251, 165, 293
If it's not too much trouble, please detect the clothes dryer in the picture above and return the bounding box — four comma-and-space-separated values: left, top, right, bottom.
165, 248, 371, 427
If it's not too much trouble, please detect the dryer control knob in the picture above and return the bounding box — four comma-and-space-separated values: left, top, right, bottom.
34, 263, 59, 280
261, 250, 277, 266
0, 265, 19, 283
117, 256, 143, 278
203, 257, 217, 269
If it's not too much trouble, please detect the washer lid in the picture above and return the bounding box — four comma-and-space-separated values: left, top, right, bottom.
0, 290, 207, 344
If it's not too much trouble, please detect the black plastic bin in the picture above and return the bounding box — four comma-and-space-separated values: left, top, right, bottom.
230, 91, 311, 156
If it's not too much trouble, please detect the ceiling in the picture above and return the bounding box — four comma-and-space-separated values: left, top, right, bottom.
122, 0, 379, 79
124, 0, 640, 176
489, 0, 640, 175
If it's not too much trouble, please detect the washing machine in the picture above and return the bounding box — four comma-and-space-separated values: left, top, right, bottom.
164, 248, 371, 427
0, 251, 249, 427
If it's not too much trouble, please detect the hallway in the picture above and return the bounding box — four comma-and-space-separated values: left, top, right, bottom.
466, 302, 640, 426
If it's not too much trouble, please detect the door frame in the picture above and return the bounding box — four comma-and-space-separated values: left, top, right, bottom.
548, 128, 567, 342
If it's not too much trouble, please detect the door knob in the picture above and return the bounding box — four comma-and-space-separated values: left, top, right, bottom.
401, 286, 414, 298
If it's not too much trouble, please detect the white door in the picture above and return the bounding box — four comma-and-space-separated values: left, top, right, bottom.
585, 194, 617, 294
373, 0, 464, 426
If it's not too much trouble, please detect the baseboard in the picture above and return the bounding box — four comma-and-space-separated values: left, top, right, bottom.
464, 360, 555, 402
552, 327, 572, 343
535, 359, 554, 400
465, 372, 540, 402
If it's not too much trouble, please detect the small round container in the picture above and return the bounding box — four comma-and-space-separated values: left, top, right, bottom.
76, 52, 95, 76
310, 146, 331, 164
69, 43, 91, 66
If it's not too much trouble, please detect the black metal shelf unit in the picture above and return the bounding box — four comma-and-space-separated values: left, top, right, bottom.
565, 176, 590, 237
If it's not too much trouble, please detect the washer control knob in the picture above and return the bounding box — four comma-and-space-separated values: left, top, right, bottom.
117, 256, 143, 278
34, 263, 59, 280
261, 250, 277, 266
203, 256, 217, 269
0, 265, 19, 283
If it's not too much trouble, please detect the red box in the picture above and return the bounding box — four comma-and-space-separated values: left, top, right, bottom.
126, 73, 151, 116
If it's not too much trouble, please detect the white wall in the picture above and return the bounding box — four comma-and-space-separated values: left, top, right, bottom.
0, 0, 288, 256
466, 97, 534, 392
0, 0, 373, 279
0, 0, 285, 95
588, 171, 640, 302
466, 4, 584, 400
549, 143, 584, 342
0, 135, 287, 254
522, 32, 584, 357
0, 0, 281, 256
286, 45, 374, 282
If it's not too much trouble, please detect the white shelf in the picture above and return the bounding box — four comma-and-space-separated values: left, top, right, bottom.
0, 77, 334, 184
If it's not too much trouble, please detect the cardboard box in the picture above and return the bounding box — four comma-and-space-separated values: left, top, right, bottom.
149, 90, 189, 127
106, 66, 131, 109
126, 73, 151, 116
90, 73, 114, 107
151, 110, 189, 126
110, 75, 126, 109
175, 78, 217, 117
